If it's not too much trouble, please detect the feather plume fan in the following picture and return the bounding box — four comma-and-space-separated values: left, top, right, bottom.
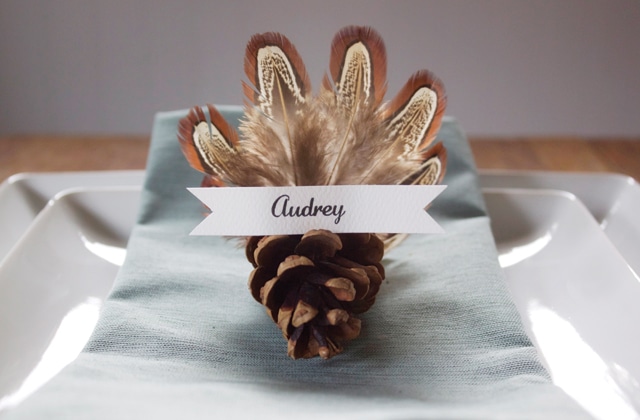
178, 25, 447, 190
178, 26, 447, 359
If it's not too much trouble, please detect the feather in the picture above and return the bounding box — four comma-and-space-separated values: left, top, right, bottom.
382, 70, 447, 154
243, 32, 311, 118
178, 25, 448, 193
242, 32, 314, 185
400, 142, 447, 186
322, 26, 387, 110
177, 104, 239, 185
321, 26, 388, 184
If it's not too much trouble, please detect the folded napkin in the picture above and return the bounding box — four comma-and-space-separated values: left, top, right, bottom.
6, 107, 589, 419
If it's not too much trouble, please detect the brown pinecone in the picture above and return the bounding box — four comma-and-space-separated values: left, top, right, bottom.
246, 230, 385, 359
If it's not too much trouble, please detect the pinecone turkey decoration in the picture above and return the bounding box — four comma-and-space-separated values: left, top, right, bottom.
177, 26, 447, 359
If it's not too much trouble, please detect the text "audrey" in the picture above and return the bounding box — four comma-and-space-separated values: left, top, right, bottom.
271, 194, 346, 224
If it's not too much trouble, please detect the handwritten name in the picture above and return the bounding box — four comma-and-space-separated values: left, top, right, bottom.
271, 194, 346, 225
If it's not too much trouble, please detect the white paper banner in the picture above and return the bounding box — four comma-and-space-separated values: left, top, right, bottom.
188, 185, 446, 236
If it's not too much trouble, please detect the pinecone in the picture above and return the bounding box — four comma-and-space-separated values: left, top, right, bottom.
246, 230, 385, 359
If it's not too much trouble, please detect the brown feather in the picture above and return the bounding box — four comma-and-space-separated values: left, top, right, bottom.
177, 106, 211, 174
322, 26, 387, 109
383, 70, 447, 153
177, 105, 240, 185
321, 26, 388, 184
243, 32, 315, 185
244, 32, 311, 118
400, 142, 447, 185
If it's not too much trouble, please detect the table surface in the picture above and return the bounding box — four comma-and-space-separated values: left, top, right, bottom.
2, 134, 640, 183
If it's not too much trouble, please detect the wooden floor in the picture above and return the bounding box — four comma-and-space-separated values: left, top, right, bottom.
2, 135, 640, 183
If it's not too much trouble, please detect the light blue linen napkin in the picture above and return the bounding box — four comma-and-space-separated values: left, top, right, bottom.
5, 107, 589, 419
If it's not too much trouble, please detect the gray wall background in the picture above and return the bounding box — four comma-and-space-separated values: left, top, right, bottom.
1, 0, 639, 137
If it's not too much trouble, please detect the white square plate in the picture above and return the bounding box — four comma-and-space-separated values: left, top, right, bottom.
1, 171, 639, 419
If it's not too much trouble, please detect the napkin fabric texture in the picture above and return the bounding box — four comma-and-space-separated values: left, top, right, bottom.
7, 107, 589, 419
